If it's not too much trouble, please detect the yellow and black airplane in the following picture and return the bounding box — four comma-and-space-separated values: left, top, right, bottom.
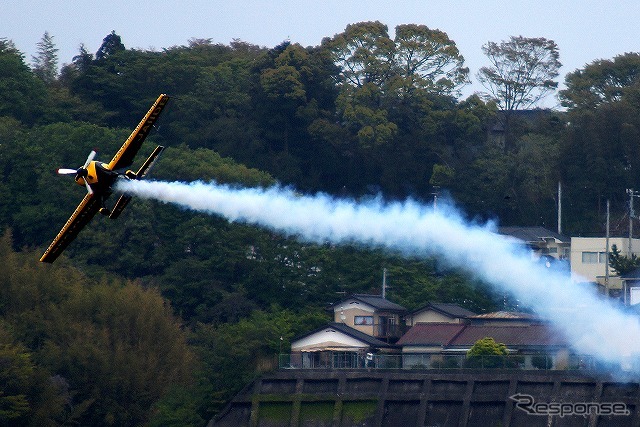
40, 94, 170, 263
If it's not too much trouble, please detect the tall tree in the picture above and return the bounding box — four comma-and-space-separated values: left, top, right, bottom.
95, 30, 125, 61
393, 24, 469, 96
31, 31, 58, 84
0, 39, 46, 124
478, 36, 561, 111
559, 52, 640, 111
321, 21, 395, 87
478, 36, 560, 150
558, 53, 640, 233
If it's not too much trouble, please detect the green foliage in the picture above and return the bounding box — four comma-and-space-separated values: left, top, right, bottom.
478, 36, 561, 112
609, 244, 640, 275
190, 307, 329, 417
31, 32, 59, 85
466, 337, 508, 369
5, 23, 640, 422
0, 39, 47, 124
0, 232, 195, 426
560, 53, 640, 111
467, 337, 508, 357
393, 23, 469, 96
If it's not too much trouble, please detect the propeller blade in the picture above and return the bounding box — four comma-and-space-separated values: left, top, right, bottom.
57, 168, 77, 175
85, 180, 93, 194
83, 150, 97, 168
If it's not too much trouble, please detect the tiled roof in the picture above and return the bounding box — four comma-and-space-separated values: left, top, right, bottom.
396, 323, 466, 346
413, 302, 476, 318
468, 311, 539, 320
450, 324, 567, 347
397, 323, 568, 348
333, 294, 407, 312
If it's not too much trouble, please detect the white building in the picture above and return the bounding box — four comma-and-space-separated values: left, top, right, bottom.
570, 237, 640, 293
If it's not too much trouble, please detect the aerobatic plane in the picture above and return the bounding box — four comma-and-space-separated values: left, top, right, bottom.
40, 94, 170, 263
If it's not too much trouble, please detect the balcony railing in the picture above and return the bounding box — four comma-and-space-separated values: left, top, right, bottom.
279, 353, 603, 371
373, 322, 406, 339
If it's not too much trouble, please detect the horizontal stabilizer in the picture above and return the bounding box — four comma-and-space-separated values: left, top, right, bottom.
136, 145, 165, 179
108, 146, 164, 219
109, 195, 132, 219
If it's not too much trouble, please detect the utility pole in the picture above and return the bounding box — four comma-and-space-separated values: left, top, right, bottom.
627, 189, 640, 255
605, 199, 610, 296
382, 268, 387, 299
557, 181, 562, 235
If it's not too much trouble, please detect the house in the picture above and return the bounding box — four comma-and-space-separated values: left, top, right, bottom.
331, 294, 407, 342
406, 302, 476, 326
396, 323, 466, 354
498, 226, 570, 261
397, 322, 572, 369
570, 237, 640, 295
289, 322, 392, 368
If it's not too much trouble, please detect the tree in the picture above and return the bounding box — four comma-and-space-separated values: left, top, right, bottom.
557, 53, 640, 233
478, 36, 561, 150
467, 337, 508, 357
31, 31, 58, 84
466, 337, 508, 368
609, 244, 640, 275
560, 53, 640, 111
0, 39, 46, 124
478, 36, 561, 111
393, 24, 469, 96
95, 31, 125, 61
321, 21, 395, 87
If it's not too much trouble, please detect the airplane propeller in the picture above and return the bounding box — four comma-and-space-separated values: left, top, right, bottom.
57, 168, 77, 175
57, 150, 97, 194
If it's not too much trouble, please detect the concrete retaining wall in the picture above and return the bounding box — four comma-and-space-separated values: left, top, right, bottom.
209, 369, 640, 426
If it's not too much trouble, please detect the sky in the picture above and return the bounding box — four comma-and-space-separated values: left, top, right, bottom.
3, 0, 640, 107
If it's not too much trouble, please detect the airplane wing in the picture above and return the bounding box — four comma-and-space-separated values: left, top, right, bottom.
107, 94, 169, 171
40, 193, 101, 263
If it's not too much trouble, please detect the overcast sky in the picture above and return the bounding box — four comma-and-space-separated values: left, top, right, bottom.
3, 0, 640, 107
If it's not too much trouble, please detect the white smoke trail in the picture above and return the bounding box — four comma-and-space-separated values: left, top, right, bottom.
117, 179, 640, 370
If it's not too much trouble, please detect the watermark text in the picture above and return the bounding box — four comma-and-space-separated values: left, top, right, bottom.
510, 393, 630, 417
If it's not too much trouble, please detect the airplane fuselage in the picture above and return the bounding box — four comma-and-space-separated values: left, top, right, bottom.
75, 161, 119, 194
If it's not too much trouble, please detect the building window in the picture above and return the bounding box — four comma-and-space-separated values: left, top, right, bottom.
354, 316, 373, 325
599, 252, 608, 263
582, 252, 598, 263
582, 251, 609, 264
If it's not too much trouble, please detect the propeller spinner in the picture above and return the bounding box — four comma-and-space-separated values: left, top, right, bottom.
57, 150, 97, 194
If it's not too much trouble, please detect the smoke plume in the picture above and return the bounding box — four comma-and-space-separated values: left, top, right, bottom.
116, 179, 640, 371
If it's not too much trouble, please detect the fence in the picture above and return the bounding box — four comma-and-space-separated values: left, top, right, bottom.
279, 352, 600, 371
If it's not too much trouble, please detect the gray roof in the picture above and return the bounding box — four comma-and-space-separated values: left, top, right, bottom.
292, 322, 391, 348
333, 294, 407, 313
413, 302, 476, 318
498, 226, 569, 244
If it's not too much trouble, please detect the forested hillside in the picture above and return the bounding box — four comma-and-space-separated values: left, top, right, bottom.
2, 23, 640, 425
